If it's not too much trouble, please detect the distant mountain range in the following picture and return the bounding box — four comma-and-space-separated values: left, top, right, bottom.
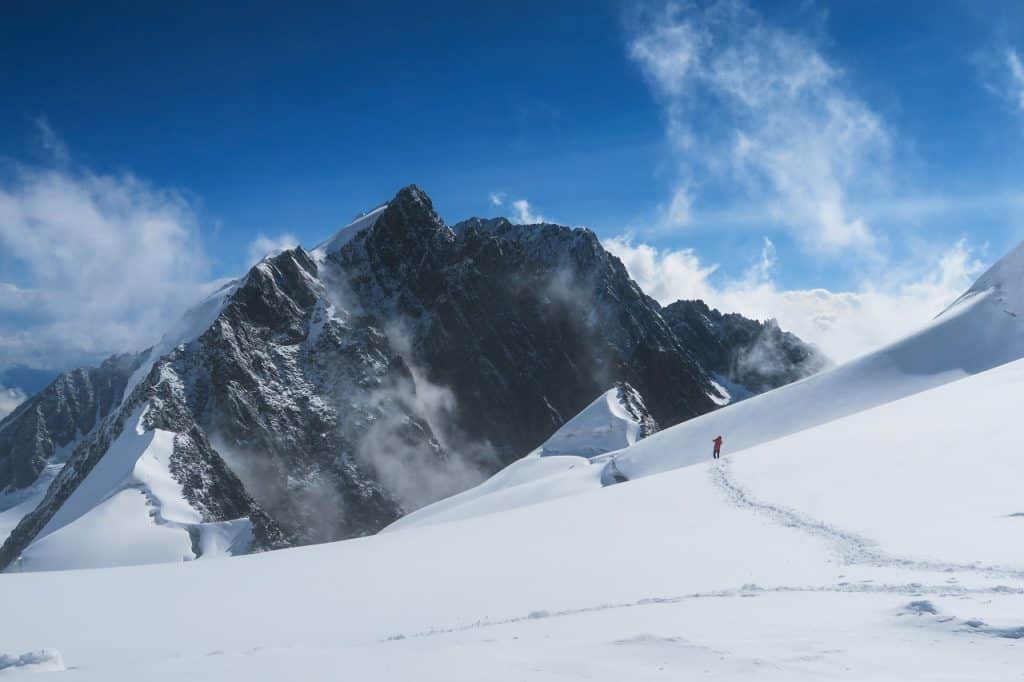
0, 185, 826, 570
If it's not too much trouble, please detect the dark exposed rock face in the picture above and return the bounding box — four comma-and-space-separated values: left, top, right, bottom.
165, 247, 447, 543
0, 354, 144, 492
661, 299, 829, 395
615, 382, 660, 440
0, 184, 829, 568
333, 187, 717, 463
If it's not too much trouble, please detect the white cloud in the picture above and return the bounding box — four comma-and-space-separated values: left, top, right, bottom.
0, 384, 27, 420
604, 234, 718, 302
0, 129, 210, 370
1005, 49, 1024, 112
666, 186, 693, 227
605, 235, 985, 363
488, 192, 506, 207
980, 47, 1024, 116
247, 233, 299, 265
511, 199, 545, 224
34, 117, 69, 164
628, 0, 888, 253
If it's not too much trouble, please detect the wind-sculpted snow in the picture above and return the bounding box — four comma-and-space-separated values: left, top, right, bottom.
539, 383, 658, 457
310, 204, 388, 258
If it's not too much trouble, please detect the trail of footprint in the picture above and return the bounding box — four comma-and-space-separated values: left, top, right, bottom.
710, 459, 1024, 580
382, 581, 1023, 643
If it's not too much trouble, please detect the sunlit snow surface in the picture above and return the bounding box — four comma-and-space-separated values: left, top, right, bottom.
538, 387, 648, 457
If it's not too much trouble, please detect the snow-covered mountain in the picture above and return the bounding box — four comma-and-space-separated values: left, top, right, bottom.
1, 279, 1022, 679
0, 354, 145, 545
0, 185, 823, 571
0, 207, 1022, 680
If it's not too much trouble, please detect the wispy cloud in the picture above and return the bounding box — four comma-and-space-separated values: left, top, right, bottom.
977, 46, 1024, 116
33, 117, 69, 164
247, 233, 299, 265
488, 192, 506, 207
627, 0, 888, 253
605, 235, 984, 362
0, 124, 210, 370
0, 384, 27, 420
1006, 49, 1024, 111
637, 191, 1024, 236
511, 199, 545, 224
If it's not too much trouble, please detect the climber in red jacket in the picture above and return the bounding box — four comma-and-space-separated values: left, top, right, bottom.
712, 435, 723, 460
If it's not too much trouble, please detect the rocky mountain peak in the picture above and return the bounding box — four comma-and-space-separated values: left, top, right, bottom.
0, 183, 830, 570
661, 299, 828, 396
373, 184, 453, 241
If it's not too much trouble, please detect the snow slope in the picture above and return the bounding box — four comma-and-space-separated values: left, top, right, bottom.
538, 386, 650, 457
9, 405, 251, 572
310, 204, 388, 259
0, 356, 1022, 680
0, 460, 65, 546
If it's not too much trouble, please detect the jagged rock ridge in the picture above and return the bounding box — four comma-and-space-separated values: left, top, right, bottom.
662, 299, 829, 396
0, 354, 144, 492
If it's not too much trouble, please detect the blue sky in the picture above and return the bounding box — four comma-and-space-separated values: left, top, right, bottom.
4, 0, 1024, 388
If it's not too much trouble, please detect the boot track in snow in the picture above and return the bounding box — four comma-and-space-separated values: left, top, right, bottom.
710, 458, 1024, 581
